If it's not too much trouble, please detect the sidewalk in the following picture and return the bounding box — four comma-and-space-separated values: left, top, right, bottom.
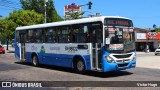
4, 46, 15, 53
136, 51, 154, 54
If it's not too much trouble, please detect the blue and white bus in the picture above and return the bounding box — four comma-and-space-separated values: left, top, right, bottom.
15, 16, 136, 73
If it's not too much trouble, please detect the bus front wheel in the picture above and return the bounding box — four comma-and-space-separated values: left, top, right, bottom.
32, 55, 39, 66
74, 58, 85, 73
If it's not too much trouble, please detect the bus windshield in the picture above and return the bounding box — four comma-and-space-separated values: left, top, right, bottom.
105, 18, 135, 53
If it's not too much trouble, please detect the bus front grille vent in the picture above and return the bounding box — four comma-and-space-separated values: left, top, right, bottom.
116, 59, 130, 63
113, 54, 132, 59
118, 63, 129, 67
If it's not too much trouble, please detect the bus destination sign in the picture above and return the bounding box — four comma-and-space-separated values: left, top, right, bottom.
105, 18, 132, 27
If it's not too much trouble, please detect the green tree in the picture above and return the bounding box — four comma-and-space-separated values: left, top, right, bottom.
155, 28, 160, 32
9, 10, 44, 26
0, 18, 16, 50
0, 10, 44, 50
66, 11, 85, 20
20, 0, 63, 22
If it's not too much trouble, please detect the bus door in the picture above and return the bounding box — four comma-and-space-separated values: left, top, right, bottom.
19, 32, 26, 60
90, 25, 102, 70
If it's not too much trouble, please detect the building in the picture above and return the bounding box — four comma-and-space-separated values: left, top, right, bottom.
64, 3, 82, 19
134, 28, 160, 51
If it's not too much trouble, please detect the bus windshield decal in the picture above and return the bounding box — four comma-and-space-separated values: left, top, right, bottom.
109, 44, 124, 50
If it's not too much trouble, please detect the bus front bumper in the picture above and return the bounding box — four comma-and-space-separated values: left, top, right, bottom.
103, 59, 136, 72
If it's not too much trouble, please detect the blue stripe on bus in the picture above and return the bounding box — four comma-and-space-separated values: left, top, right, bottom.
14, 44, 20, 59
25, 52, 91, 70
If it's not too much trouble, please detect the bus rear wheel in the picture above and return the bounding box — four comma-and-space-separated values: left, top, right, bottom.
74, 58, 85, 74
32, 55, 39, 66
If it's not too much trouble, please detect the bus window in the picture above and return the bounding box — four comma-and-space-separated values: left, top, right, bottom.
62, 29, 69, 43
89, 23, 103, 43
46, 28, 54, 43
61, 26, 69, 43
70, 24, 90, 43
56, 26, 70, 43
68, 33, 75, 43
35, 29, 43, 43
16, 31, 20, 43
85, 33, 91, 43
28, 30, 35, 43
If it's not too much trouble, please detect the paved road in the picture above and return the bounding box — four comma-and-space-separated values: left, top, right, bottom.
136, 52, 160, 69
0, 52, 160, 90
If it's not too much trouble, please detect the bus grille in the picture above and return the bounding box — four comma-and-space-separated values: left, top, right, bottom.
118, 63, 129, 67
116, 59, 130, 63
113, 54, 132, 59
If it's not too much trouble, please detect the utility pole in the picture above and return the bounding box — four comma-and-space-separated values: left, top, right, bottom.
44, 0, 48, 23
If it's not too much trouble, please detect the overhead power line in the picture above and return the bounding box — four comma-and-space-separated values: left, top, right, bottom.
1, 0, 21, 6
0, 3, 21, 10
0, 0, 21, 7
0, 0, 21, 10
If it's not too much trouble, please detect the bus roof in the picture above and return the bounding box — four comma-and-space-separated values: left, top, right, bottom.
16, 16, 131, 30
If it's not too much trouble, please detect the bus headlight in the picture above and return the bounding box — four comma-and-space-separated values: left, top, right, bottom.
104, 56, 114, 63
132, 54, 136, 60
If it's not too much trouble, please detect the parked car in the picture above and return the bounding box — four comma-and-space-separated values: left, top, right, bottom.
0, 45, 5, 54
155, 47, 160, 55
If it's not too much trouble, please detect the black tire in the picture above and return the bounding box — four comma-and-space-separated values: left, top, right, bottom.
74, 58, 85, 74
32, 55, 39, 66
155, 53, 157, 55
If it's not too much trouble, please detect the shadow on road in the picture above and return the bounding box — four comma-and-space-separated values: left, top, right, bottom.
15, 62, 133, 78
7, 51, 14, 53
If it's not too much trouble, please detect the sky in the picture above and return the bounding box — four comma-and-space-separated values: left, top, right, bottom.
0, 0, 160, 28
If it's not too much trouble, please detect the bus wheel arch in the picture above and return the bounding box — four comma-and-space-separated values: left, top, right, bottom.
31, 53, 39, 66
73, 55, 86, 73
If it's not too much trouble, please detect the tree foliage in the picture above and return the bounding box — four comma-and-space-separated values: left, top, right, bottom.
0, 18, 15, 41
66, 11, 85, 20
155, 28, 160, 32
0, 10, 45, 49
0, 18, 16, 50
20, 0, 63, 22
8, 10, 44, 26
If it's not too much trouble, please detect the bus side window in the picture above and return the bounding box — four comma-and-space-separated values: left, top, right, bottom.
89, 23, 102, 43
85, 33, 91, 43
56, 27, 61, 43
28, 30, 35, 43
46, 29, 54, 43
16, 31, 20, 43
35, 29, 43, 43
41, 29, 46, 43
68, 33, 75, 43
